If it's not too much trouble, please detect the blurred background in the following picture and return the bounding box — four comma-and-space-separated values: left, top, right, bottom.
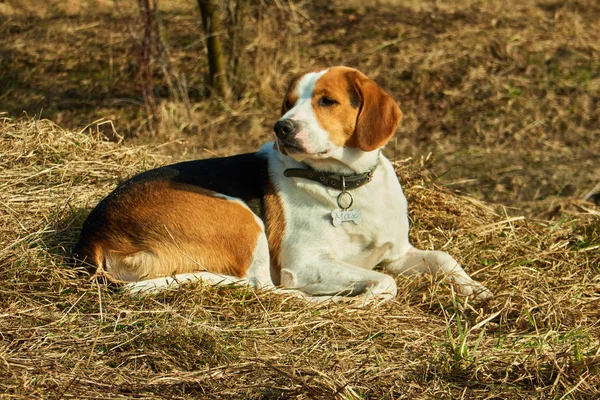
1, 0, 598, 217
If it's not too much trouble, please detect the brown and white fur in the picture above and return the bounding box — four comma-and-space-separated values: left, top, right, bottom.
74, 66, 491, 301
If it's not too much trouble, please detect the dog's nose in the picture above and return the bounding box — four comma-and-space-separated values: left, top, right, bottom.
274, 119, 298, 139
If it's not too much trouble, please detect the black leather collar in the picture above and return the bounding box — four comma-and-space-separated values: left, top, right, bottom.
283, 167, 376, 190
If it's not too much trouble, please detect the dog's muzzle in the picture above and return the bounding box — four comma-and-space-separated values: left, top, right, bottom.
274, 119, 298, 140
274, 119, 305, 152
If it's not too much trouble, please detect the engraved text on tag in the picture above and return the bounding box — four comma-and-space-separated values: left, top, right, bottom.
331, 208, 361, 227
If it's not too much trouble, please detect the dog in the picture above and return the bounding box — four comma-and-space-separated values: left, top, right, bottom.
74, 66, 491, 301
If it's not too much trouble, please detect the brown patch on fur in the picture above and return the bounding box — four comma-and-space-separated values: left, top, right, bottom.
75, 181, 263, 282
264, 182, 285, 286
281, 74, 302, 115
348, 82, 361, 109
311, 67, 363, 147
72, 239, 105, 276
281, 68, 325, 115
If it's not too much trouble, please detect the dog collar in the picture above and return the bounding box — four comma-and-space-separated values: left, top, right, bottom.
283, 167, 376, 190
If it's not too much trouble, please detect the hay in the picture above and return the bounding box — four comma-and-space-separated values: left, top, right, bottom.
1, 116, 599, 399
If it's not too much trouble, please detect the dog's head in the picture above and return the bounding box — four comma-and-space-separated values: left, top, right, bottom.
274, 66, 402, 170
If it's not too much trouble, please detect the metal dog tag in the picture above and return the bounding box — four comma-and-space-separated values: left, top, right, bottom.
331, 189, 361, 227
331, 208, 361, 227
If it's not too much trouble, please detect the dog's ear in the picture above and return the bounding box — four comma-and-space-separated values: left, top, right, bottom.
347, 71, 402, 151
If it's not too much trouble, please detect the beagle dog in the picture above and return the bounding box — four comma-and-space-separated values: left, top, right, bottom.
74, 66, 491, 301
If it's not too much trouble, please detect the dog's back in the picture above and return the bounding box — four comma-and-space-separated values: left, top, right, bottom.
74, 153, 276, 285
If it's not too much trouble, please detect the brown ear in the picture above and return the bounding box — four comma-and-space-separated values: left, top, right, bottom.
348, 72, 402, 151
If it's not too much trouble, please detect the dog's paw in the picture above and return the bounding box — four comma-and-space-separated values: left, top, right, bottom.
454, 279, 493, 301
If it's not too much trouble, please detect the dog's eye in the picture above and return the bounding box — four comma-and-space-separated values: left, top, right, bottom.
319, 96, 337, 107
284, 100, 294, 110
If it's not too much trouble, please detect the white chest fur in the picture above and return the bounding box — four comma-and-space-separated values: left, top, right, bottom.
265, 145, 412, 271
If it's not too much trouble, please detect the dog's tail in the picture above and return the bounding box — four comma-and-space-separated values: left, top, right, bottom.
71, 239, 104, 276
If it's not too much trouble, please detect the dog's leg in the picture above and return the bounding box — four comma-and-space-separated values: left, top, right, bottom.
125, 232, 273, 295
125, 271, 247, 294
280, 261, 398, 302
243, 231, 273, 289
381, 247, 492, 300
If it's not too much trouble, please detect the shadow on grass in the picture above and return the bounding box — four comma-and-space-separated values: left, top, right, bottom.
36, 204, 95, 280
0, 10, 206, 135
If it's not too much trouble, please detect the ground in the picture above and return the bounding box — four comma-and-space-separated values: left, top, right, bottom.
0, 0, 599, 399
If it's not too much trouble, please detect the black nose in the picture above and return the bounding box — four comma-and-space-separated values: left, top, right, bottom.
274, 119, 298, 139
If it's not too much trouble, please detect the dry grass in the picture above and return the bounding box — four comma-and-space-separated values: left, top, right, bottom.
1, 117, 599, 399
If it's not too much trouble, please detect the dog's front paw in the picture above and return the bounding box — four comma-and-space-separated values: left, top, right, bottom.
454, 279, 493, 301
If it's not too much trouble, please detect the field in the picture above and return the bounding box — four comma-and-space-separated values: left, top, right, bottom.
1, 0, 599, 398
